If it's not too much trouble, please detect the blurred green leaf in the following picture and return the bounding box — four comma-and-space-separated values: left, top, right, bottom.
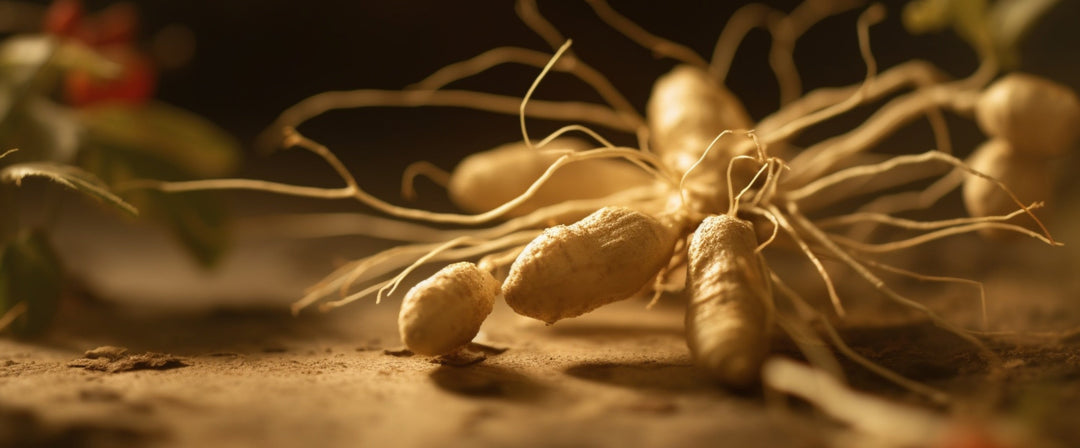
0, 35, 56, 75
75, 101, 240, 267
78, 144, 230, 267
0, 230, 63, 337
145, 190, 229, 267
1, 161, 138, 216
902, 0, 955, 34
27, 98, 80, 163
0, 90, 80, 164
79, 102, 241, 178
0, 35, 120, 79
988, 0, 1060, 65
0, 97, 80, 164
903, 0, 1060, 69
903, 0, 992, 54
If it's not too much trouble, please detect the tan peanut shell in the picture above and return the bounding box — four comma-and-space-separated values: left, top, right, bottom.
398, 262, 499, 356
975, 73, 1080, 157
646, 65, 753, 173
503, 206, 679, 324
448, 138, 654, 217
963, 139, 1054, 239
685, 214, 772, 388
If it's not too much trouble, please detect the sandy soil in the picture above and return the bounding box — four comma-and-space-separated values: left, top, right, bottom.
2, 192, 1080, 448
3, 2, 1080, 445
4, 291, 1080, 448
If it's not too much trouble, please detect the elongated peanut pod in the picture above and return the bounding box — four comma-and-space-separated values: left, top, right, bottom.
963, 139, 1053, 239
686, 214, 772, 387
975, 74, 1080, 157
448, 138, 654, 216
646, 65, 753, 173
503, 206, 679, 324
398, 262, 499, 356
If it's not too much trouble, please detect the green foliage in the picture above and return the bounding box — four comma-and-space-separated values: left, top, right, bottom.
144, 190, 229, 267
78, 102, 241, 178
1, 158, 138, 216
0, 35, 120, 79
0, 88, 80, 165
0, 20, 244, 336
78, 122, 235, 267
0, 37, 242, 269
70, 103, 241, 267
902, 0, 1061, 68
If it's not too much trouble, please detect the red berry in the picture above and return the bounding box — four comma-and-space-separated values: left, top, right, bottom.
64, 50, 156, 107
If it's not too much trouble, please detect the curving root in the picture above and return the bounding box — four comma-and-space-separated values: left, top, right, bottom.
584, 0, 709, 69
400, 161, 451, 202
117, 1, 1071, 410
764, 357, 949, 444
769, 271, 952, 405
710, 0, 867, 105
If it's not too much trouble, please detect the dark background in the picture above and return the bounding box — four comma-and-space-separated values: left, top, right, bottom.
26, 1, 1080, 208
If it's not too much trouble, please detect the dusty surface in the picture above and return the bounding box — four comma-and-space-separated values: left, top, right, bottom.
2, 178, 1080, 448
2, 297, 814, 448
4, 207, 1080, 448
3, 290, 1080, 448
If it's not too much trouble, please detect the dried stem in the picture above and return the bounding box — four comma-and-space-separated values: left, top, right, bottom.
763, 3, 885, 145
410, 46, 645, 130
768, 204, 846, 317
786, 202, 1001, 369
401, 161, 452, 201
126, 130, 670, 226
262, 88, 636, 151
584, 0, 710, 69
861, 257, 988, 330
770, 272, 951, 404
785, 150, 1056, 244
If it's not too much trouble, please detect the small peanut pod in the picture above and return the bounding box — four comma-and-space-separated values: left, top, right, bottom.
647, 65, 753, 174
398, 262, 500, 356
503, 206, 679, 324
975, 73, 1080, 157
963, 139, 1054, 239
448, 138, 654, 217
685, 214, 772, 388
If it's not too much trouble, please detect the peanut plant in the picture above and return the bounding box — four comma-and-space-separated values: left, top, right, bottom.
132, 0, 1075, 408
0, 0, 240, 336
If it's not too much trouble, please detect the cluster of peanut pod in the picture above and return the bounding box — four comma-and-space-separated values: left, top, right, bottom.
140, 1, 1078, 397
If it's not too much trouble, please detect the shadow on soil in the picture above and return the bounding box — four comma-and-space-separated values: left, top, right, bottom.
430, 364, 550, 403
562, 319, 1003, 396
564, 360, 718, 393
29, 294, 387, 355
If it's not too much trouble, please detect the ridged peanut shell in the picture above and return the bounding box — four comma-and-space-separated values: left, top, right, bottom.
503, 207, 678, 324
963, 139, 1054, 239
647, 65, 753, 173
448, 138, 654, 216
398, 262, 499, 356
975, 74, 1080, 157
685, 214, 771, 388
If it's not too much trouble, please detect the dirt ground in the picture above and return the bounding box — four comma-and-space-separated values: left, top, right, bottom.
2, 194, 1080, 448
